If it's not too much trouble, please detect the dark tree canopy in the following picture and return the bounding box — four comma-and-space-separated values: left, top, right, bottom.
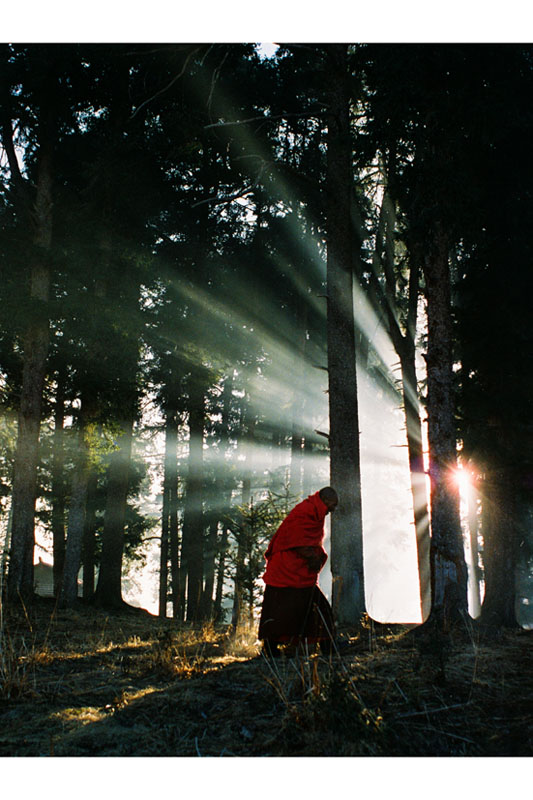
0, 42, 532, 633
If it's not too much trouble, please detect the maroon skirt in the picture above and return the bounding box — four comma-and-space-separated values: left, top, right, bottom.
258, 584, 335, 644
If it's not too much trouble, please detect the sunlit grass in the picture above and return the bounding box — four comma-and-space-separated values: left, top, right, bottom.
51, 706, 107, 725
1, 601, 531, 756
260, 643, 386, 756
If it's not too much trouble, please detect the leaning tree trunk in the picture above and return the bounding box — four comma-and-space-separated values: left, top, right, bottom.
422, 223, 468, 628
325, 43, 365, 625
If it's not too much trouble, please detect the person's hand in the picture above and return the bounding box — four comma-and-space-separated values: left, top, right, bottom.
294, 547, 323, 572
307, 553, 324, 571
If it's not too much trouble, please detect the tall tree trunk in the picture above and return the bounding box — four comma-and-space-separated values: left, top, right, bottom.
467, 487, 482, 619
1, 501, 14, 598
181, 372, 206, 622
399, 244, 431, 622
94, 413, 134, 608
212, 374, 235, 623
480, 468, 519, 628
290, 296, 309, 499
325, 43, 365, 625
214, 526, 229, 623
159, 480, 169, 619
302, 434, 315, 499
59, 419, 92, 608
82, 468, 98, 600
269, 429, 285, 486
8, 145, 53, 604
159, 403, 180, 619
289, 424, 304, 499
232, 400, 255, 629
232, 479, 251, 630
202, 518, 218, 621
370, 177, 431, 623
400, 346, 432, 621
422, 223, 468, 627
51, 368, 67, 595
164, 408, 181, 620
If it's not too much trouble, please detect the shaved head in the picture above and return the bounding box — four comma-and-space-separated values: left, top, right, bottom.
319, 486, 338, 512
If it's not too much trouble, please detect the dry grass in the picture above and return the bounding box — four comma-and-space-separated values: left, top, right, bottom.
0, 598, 532, 756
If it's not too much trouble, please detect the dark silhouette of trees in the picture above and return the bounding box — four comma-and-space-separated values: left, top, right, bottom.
1, 42, 532, 637
323, 44, 365, 624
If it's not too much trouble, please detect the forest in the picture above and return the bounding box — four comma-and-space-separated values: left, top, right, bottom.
1, 41, 532, 760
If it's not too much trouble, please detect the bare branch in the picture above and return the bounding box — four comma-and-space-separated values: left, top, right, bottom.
0, 115, 26, 192
130, 47, 200, 120
204, 110, 327, 130
191, 186, 254, 209
207, 50, 229, 113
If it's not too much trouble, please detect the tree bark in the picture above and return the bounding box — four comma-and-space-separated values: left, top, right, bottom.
479, 469, 519, 628
422, 223, 468, 627
214, 526, 229, 623
202, 518, 218, 620
213, 374, 235, 623
7, 145, 53, 604
164, 408, 181, 620
159, 480, 169, 619
181, 372, 206, 622
94, 414, 134, 608
82, 468, 98, 600
159, 403, 180, 619
59, 431, 91, 608
231, 398, 255, 629
326, 43, 365, 625
51, 369, 67, 595
231, 481, 251, 630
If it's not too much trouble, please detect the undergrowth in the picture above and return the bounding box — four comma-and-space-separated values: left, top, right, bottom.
0, 599, 531, 756
262, 650, 386, 755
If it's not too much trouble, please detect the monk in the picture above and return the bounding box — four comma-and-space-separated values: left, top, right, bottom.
258, 486, 338, 657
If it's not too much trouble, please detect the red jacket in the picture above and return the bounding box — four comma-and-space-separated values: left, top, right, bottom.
263, 492, 329, 588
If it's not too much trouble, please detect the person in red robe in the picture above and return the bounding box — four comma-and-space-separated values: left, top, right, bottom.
258, 486, 338, 657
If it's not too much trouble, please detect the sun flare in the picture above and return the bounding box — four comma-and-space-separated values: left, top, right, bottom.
453, 465, 475, 498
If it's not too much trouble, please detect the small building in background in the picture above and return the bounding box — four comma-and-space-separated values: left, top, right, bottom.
33, 557, 83, 598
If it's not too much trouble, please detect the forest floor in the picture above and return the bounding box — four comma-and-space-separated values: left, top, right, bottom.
0, 598, 532, 758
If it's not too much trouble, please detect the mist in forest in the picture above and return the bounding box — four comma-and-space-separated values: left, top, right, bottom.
2, 41, 532, 636
122, 274, 427, 623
